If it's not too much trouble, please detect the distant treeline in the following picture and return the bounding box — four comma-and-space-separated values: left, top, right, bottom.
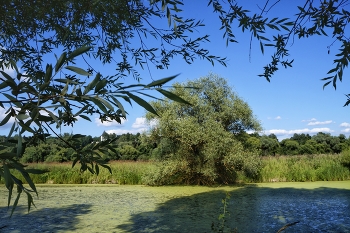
1, 131, 349, 163
239, 132, 350, 156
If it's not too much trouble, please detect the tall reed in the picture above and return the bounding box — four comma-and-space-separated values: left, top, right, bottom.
259, 154, 350, 182
1, 161, 157, 185
2, 154, 349, 185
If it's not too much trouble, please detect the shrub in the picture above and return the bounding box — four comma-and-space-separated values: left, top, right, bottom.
341, 149, 350, 169
117, 145, 140, 160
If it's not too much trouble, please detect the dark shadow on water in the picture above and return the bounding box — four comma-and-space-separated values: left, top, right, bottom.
0, 203, 92, 233
116, 185, 350, 233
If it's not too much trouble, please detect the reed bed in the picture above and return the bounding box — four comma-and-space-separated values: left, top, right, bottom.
3, 161, 157, 185
2, 154, 349, 185
259, 154, 350, 182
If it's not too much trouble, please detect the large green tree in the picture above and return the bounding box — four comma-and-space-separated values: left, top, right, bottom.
146, 74, 262, 185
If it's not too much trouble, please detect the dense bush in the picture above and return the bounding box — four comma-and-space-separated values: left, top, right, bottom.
117, 144, 140, 160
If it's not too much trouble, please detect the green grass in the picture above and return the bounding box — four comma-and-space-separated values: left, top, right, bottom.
259, 154, 350, 182
2, 161, 157, 185
2, 153, 350, 185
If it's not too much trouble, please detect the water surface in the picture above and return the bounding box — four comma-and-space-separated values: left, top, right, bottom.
0, 181, 349, 232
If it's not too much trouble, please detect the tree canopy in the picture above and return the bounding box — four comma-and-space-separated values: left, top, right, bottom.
145, 74, 262, 185
2, 1, 350, 94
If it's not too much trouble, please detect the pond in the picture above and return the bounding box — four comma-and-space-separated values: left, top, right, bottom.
0, 181, 349, 233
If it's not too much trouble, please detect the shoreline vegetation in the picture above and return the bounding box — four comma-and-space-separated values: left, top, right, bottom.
4, 129, 350, 186
2, 153, 349, 185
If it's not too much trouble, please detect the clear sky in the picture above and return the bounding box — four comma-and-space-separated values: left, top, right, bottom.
1, 1, 350, 141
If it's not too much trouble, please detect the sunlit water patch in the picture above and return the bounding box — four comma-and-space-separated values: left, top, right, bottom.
0, 181, 349, 232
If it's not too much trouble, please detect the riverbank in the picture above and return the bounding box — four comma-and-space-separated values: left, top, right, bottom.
1, 154, 349, 185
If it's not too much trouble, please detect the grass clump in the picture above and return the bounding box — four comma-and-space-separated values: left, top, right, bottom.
259, 154, 350, 182
0, 161, 157, 185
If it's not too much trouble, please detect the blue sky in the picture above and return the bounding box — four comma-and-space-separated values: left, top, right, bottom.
1, 1, 350, 141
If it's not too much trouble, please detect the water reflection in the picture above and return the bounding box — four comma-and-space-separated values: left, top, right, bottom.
229, 186, 350, 232
117, 184, 350, 233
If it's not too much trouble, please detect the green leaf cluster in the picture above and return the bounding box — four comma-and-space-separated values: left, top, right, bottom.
0, 47, 186, 215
